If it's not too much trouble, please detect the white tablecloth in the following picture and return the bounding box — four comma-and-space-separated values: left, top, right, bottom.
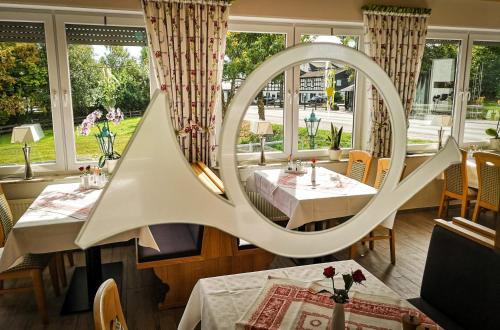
0, 182, 159, 272
247, 167, 377, 229
178, 260, 426, 330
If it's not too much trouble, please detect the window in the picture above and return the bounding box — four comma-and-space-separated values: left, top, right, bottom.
224, 30, 287, 155
410, 39, 461, 146
64, 24, 150, 162
0, 21, 57, 167
296, 34, 359, 151
464, 40, 500, 144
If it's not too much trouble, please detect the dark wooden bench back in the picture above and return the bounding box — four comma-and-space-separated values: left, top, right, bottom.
416, 219, 500, 329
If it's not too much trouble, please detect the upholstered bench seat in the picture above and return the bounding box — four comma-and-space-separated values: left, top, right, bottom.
409, 223, 500, 330
137, 224, 203, 263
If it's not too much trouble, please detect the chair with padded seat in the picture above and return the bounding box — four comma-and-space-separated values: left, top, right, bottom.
472, 152, 500, 222
438, 149, 477, 218
350, 158, 404, 264
0, 184, 60, 324
94, 278, 128, 330
346, 150, 373, 184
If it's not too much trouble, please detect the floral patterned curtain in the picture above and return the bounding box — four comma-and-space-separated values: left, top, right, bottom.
142, 0, 230, 164
363, 5, 431, 157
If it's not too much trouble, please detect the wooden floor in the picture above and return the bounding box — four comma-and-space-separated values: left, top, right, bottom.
0, 208, 495, 329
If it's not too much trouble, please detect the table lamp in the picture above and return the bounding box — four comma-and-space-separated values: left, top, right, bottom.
431, 115, 452, 150
251, 121, 274, 166
11, 123, 44, 180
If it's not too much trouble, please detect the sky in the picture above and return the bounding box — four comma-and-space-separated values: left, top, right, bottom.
92, 45, 143, 60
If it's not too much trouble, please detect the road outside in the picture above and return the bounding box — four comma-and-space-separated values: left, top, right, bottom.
242, 105, 495, 143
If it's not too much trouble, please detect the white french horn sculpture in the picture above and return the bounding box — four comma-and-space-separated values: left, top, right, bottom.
75, 43, 461, 257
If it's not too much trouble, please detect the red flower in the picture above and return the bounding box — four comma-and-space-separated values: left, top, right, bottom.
150, 17, 157, 23
85, 165, 91, 171
155, 51, 161, 58
352, 269, 366, 283
323, 266, 335, 278
311, 157, 317, 164
78, 166, 84, 172
161, 84, 167, 91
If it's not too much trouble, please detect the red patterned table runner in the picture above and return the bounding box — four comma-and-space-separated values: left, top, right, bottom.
236, 278, 440, 330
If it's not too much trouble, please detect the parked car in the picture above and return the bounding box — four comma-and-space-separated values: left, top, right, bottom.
262, 95, 276, 105
308, 95, 327, 104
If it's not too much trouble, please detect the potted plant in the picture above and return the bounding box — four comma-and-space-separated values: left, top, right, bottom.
485, 100, 500, 150
327, 123, 343, 161
79, 68, 124, 173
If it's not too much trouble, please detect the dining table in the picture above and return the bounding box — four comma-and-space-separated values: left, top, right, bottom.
246, 167, 378, 229
178, 260, 440, 329
0, 182, 159, 314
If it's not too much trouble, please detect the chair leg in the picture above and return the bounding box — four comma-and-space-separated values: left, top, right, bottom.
472, 203, 481, 222
369, 231, 374, 250
48, 257, 60, 297
460, 199, 468, 218
389, 229, 396, 265
66, 252, 74, 267
31, 269, 49, 324
438, 193, 447, 218
349, 244, 357, 260
56, 253, 67, 287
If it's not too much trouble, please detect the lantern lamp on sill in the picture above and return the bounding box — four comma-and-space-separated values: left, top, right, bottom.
251, 121, 274, 166
304, 110, 321, 149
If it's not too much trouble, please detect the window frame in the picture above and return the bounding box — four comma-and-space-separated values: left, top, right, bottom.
55, 13, 152, 171
406, 30, 469, 153
292, 25, 363, 159
226, 21, 294, 163
0, 12, 66, 176
459, 32, 500, 147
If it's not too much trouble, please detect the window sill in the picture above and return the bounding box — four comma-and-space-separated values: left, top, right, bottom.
0, 173, 81, 185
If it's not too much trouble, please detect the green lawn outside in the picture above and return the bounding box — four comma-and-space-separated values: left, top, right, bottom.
0, 116, 435, 166
0, 117, 141, 165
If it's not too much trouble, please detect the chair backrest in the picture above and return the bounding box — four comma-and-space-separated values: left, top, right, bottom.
346, 150, 373, 184
94, 279, 128, 330
421, 220, 500, 329
0, 185, 14, 247
443, 149, 468, 197
374, 158, 390, 189
474, 152, 500, 210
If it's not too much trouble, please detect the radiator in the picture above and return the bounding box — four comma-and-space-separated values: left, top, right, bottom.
8, 198, 35, 223
246, 191, 288, 222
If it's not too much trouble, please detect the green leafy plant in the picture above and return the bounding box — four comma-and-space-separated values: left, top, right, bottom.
327, 123, 343, 150
323, 266, 366, 304
485, 100, 500, 139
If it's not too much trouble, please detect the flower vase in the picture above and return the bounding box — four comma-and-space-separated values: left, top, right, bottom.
311, 166, 316, 185
80, 175, 90, 190
331, 303, 345, 330
106, 158, 119, 174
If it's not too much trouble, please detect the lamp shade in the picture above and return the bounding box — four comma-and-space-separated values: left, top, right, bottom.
431, 115, 453, 127
11, 124, 44, 144
251, 121, 274, 136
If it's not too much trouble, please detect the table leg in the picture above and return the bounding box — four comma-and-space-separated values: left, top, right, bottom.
60, 246, 123, 314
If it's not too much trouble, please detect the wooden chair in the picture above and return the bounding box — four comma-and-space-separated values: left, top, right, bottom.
94, 279, 128, 330
349, 158, 402, 264
346, 150, 373, 184
0, 185, 60, 324
472, 152, 500, 222
438, 149, 477, 218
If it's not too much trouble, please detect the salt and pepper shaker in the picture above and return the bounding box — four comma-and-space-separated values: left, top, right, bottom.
287, 155, 293, 171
